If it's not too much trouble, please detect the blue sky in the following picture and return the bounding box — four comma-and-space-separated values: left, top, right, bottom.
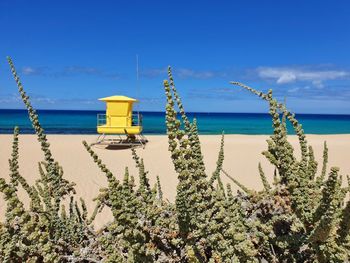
1, 0, 350, 113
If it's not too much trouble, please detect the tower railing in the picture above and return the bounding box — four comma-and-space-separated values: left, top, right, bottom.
131, 113, 142, 126
97, 114, 107, 126
97, 113, 142, 127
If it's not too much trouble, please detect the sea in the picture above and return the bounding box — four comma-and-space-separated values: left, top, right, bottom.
1, 109, 350, 135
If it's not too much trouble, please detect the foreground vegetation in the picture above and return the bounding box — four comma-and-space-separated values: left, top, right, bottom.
0, 57, 349, 262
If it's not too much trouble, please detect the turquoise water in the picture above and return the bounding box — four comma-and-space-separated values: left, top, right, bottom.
1, 109, 350, 135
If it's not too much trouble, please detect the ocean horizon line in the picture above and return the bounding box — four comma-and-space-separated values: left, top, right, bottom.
1, 108, 350, 117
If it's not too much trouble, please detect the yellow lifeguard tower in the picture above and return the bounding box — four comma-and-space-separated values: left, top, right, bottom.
94, 95, 147, 147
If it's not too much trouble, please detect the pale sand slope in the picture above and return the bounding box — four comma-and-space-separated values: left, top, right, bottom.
1, 134, 350, 229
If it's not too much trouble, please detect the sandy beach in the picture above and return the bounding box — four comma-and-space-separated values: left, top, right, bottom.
1, 134, 350, 229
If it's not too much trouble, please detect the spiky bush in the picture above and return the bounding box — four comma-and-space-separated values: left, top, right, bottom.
0, 58, 349, 262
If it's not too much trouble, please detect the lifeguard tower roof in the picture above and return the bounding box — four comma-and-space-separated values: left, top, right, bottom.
98, 95, 138, 102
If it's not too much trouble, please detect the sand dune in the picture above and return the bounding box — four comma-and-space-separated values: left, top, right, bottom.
1, 134, 349, 229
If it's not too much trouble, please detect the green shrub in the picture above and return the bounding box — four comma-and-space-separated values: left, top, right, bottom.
0, 58, 349, 262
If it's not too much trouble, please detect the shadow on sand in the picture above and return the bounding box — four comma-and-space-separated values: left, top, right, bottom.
91, 144, 145, 151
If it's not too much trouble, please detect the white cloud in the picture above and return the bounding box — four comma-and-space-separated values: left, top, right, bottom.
0, 94, 21, 103
257, 67, 349, 87
176, 68, 216, 79
276, 72, 297, 84
141, 67, 226, 79
22, 67, 41, 75
311, 80, 324, 88
19, 66, 121, 79
140, 68, 167, 78
287, 87, 300, 93
32, 96, 55, 104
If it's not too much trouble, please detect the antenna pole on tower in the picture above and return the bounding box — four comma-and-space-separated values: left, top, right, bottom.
136, 54, 139, 82
136, 54, 140, 115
